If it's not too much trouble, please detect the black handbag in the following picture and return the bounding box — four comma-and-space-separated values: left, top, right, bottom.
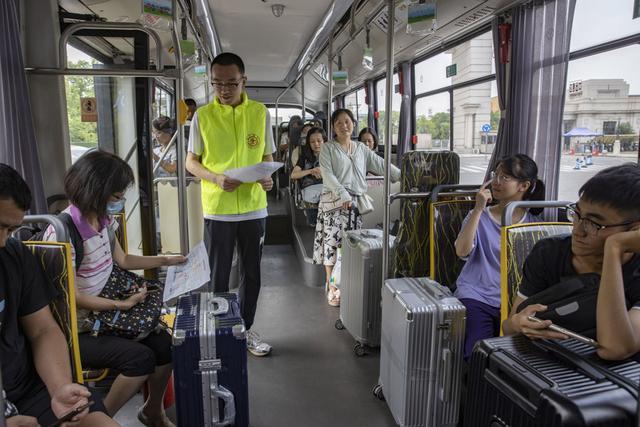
517, 273, 600, 338
88, 265, 163, 340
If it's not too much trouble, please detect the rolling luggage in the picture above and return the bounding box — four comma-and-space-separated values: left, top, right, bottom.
172, 292, 249, 427
375, 277, 465, 427
464, 335, 640, 427
393, 151, 459, 278
335, 229, 394, 355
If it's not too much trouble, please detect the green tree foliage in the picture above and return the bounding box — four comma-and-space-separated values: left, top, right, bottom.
490, 110, 501, 130
65, 60, 98, 147
415, 112, 450, 140
376, 111, 401, 143
617, 122, 635, 135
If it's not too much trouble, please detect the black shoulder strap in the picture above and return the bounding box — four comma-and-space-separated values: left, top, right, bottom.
57, 213, 84, 271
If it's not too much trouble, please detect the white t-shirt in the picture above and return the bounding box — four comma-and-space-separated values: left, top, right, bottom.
153, 145, 178, 177
188, 106, 276, 222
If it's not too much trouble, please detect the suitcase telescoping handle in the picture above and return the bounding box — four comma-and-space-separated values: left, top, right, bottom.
209, 297, 229, 316
210, 384, 236, 426
485, 350, 555, 416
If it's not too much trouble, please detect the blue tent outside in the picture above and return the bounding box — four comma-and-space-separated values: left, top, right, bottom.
563, 127, 602, 137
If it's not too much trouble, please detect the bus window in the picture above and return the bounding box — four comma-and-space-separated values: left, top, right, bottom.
559, 44, 640, 202
376, 74, 401, 147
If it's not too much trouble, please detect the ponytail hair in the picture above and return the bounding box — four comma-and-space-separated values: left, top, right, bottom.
496, 154, 546, 215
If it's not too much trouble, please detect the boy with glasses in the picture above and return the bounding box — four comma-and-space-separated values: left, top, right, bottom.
186, 52, 275, 357
503, 163, 640, 361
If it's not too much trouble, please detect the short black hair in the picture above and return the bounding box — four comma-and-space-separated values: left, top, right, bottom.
64, 151, 135, 218
0, 163, 31, 211
211, 52, 245, 75
331, 108, 356, 126
579, 163, 640, 217
358, 127, 379, 150
184, 98, 197, 108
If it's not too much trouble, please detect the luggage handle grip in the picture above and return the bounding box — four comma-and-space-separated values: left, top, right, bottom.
209, 297, 229, 316
485, 350, 555, 416
210, 384, 235, 426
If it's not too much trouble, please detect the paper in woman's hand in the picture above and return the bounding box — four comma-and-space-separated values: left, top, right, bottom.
224, 162, 284, 183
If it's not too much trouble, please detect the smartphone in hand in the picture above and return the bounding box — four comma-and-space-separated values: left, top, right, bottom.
47, 401, 94, 427
527, 316, 599, 348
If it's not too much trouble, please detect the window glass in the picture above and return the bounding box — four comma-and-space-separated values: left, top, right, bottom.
267, 107, 314, 124
570, 0, 640, 51
414, 92, 450, 151
65, 47, 101, 163
414, 31, 494, 95
451, 80, 498, 185
355, 88, 368, 133
376, 74, 401, 146
559, 44, 640, 202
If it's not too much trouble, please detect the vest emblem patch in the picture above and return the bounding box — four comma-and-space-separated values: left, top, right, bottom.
247, 134, 260, 149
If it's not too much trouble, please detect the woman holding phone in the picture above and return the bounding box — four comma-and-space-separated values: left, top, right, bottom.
44, 151, 184, 426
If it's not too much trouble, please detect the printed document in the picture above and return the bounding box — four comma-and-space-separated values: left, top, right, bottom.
224, 161, 284, 183
163, 241, 211, 302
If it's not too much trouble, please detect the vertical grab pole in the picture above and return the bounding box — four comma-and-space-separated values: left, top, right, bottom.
172, 0, 189, 254
327, 32, 334, 140
301, 75, 306, 121
382, 0, 395, 281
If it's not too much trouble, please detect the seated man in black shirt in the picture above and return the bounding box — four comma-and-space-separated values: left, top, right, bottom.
0, 164, 118, 426
503, 163, 640, 361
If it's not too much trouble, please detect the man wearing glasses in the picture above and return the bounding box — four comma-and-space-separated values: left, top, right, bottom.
503, 164, 640, 361
186, 52, 275, 357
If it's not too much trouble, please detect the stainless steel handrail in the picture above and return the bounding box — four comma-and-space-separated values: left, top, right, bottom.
502, 201, 571, 227
430, 184, 481, 203
21, 215, 69, 243
124, 142, 138, 164
382, 0, 395, 281
59, 22, 163, 71
152, 131, 178, 176
172, 0, 189, 255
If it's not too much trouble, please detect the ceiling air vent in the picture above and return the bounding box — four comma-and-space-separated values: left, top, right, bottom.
454, 5, 495, 28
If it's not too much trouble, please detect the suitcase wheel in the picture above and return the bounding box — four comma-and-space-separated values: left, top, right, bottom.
334, 319, 345, 330
354, 343, 366, 357
372, 384, 385, 401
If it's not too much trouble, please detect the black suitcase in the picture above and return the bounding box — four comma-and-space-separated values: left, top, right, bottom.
464, 335, 640, 427
393, 151, 459, 278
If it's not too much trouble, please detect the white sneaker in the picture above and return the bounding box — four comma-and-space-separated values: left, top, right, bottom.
247, 330, 272, 357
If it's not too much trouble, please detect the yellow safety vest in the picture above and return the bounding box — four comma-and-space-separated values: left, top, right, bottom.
198, 93, 267, 215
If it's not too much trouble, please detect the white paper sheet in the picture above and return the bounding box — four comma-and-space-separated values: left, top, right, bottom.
163, 241, 211, 302
224, 161, 284, 183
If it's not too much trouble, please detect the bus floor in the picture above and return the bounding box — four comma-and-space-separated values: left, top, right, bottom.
115, 244, 397, 426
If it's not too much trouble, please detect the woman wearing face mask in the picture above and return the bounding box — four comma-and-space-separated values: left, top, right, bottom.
291, 127, 327, 226
152, 116, 177, 176
313, 109, 400, 306
454, 154, 545, 360
44, 151, 184, 426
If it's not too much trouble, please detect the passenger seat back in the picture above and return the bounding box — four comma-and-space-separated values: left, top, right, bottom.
18, 215, 84, 384
500, 221, 572, 326
429, 199, 476, 291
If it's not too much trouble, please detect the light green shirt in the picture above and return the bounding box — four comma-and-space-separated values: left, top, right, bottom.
319, 140, 401, 203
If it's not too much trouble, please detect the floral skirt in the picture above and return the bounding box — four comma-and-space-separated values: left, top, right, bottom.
312, 206, 361, 266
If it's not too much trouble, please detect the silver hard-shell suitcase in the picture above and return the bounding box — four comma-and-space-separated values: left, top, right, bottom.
375, 277, 465, 427
336, 228, 393, 355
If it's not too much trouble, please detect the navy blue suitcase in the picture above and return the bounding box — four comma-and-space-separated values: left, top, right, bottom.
464, 335, 640, 427
172, 292, 249, 427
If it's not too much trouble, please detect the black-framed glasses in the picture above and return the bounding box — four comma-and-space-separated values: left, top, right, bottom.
211, 78, 244, 90
566, 203, 639, 234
